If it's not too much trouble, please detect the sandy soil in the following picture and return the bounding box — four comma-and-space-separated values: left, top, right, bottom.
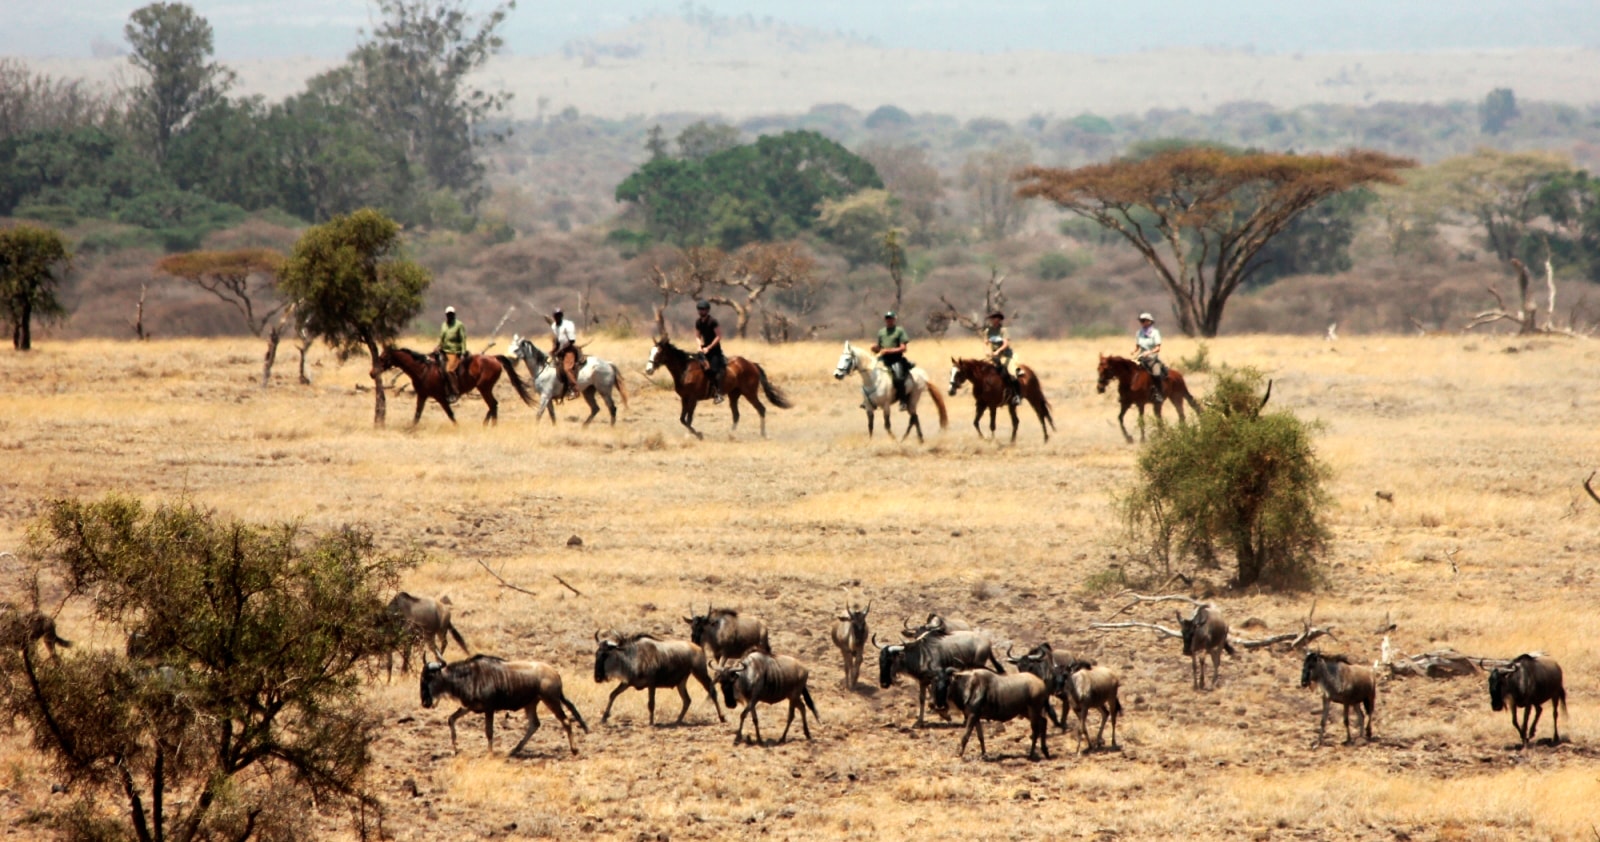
1, 333, 1598, 840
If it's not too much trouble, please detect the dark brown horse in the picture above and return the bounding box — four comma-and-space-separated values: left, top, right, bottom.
645, 337, 793, 439
372, 347, 533, 426
1095, 354, 1200, 443
947, 358, 1055, 443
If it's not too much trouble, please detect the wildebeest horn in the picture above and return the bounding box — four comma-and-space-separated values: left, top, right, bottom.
871, 633, 880, 647
864, 599, 872, 615
594, 630, 600, 643
902, 616, 912, 630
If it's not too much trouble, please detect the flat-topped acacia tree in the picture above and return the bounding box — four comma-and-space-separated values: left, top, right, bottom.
1016, 147, 1415, 337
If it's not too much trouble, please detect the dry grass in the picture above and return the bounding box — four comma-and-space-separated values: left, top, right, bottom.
2, 333, 1599, 841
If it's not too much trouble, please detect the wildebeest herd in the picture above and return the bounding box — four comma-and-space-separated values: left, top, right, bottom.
386, 592, 1570, 759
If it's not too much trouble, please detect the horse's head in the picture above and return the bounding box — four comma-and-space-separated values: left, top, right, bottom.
833, 342, 858, 380
1096, 354, 1114, 394
947, 357, 968, 396
370, 346, 397, 379
507, 334, 526, 358
645, 337, 667, 375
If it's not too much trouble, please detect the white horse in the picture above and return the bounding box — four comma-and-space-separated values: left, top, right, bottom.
832, 341, 948, 441
507, 334, 629, 426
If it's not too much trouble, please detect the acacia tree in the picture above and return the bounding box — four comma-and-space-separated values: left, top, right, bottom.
713, 242, 817, 338
0, 495, 415, 842
124, 2, 235, 165
1017, 147, 1414, 337
278, 209, 429, 425
155, 248, 284, 335
0, 223, 72, 350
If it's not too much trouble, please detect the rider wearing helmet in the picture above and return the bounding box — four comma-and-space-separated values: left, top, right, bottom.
550, 306, 580, 400
986, 311, 1022, 406
438, 305, 466, 402
695, 300, 726, 404
1134, 312, 1165, 403
873, 311, 911, 409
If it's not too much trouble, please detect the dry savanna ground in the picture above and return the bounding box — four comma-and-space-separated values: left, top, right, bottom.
1, 333, 1599, 841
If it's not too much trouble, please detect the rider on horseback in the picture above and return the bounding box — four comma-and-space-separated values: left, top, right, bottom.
550, 306, 581, 400
1135, 312, 1166, 403
873, 311, 912, 410
438, 306, 466, 403
986, 311, 1022, 406
695, 300, 726, 404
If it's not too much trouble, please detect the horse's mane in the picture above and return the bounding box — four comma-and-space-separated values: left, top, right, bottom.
1313, 652, 1353, 665
393, 347, 430, 363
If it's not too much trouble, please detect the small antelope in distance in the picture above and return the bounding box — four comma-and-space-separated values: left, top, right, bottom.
1488, 653, 1567, 749
831, 596, 871, 689
421, 655, 588, 756
932, 666, 1052, 760
1179, 604, 1236, 690
684, 604, 771, 662
593, 630, 725, 726
716, 651, 820, 745
1300, 651, 1375, 747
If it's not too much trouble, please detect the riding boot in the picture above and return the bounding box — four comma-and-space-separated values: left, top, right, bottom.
1009, 377, 1022, 406
1151, 375, 1165, 404
712, 374, 724, 404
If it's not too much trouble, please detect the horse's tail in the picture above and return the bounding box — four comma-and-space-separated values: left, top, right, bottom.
1025, 368, 1055, 430
755, 364, 793, 409
926, 379, 949, 429
610, 363, 630, 408
496, 355, 536, 406
1174, 372, 1202, 415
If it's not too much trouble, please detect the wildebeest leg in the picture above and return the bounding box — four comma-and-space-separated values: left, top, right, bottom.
974, 718, 989, 758
581, 387, 600, 426
1095, 707, 1110, 748
601, 683, 630, 723
1210, 649, 1223, 689
546, 699, 580, 755
1192, 653, 1202, 690
1109, 703, 1119, 748
692, 669, 725, 722
1043, 699, 1064, 730
734, 706, 751, 744
646, 686, 657, 725
1526, 704, 1543, 746
957, 715, 980, 757
1509, 705, 1526, 744
675, 682, 692, 723
1117, 402, 1135, 443
446, 707, 470, 751
1343, 703, 1354, 745
915, 684, 928, 726
484, 709, 497, 752
1315, 697, 1330, 747
509, 704, 542, 756
1551, 699, 1560, 745
748, 704, 763, 745
780, 699, 796, 743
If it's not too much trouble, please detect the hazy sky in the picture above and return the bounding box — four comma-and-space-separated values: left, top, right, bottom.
4, 0, 1599, 59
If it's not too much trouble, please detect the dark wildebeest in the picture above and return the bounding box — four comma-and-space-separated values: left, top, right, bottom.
1054, 660, 1122, 753
716, 651, 820, 745
877, 628, 1005, 726
932, 666, 1051, 760
831, 597, 871, 689
420, 655, 588, 755
1179, 604, 1236, 690
1300, 651, 1376, 747
899, 613, 973, 639
1009, 642, 1089, 730
1488, 653, 1567, 748
684, 605, 771, 662
387, 592, 470, 680
592, 630, 724, 725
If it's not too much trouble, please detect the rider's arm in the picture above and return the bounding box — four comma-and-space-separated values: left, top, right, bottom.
703, 325, 721, 353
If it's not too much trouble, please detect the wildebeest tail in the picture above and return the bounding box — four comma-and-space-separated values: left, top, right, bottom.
1222, 638, 1238, 657
801, 685, 820, 721
987, 651, 1006, 674
756, 364, 794, 409
497, 355, 536, 406
447, 623, 469, 655
611, 363, 630, 408
561, 693, 590, 733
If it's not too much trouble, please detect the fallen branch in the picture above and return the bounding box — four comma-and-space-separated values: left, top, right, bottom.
551, 574, 583, 597
1089, 621, 1181, 640
472, 558, 540, 598
1233, 626, 1337, 651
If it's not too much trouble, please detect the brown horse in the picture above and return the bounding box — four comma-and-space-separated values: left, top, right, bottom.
947, 358, 1055, 443
1095, 354, 1200, 443
372, 347, 533, 426
645, 337, 793, 439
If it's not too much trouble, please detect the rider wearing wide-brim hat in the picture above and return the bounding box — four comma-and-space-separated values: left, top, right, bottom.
1134, 312, 1166, 402
985, 311, 1022, 406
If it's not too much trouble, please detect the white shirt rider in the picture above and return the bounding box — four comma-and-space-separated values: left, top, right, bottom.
553, 318, 577, 346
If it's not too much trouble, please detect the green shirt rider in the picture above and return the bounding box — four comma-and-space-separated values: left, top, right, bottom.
1134, 311, 1166, 402
438, 306, 466, 401
986, 311, 1022, 406
873, 311, 911, 407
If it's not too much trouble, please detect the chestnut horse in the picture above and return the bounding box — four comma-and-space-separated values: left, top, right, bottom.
1095, 354, 1200, 443
645, 337, 793, 439
372, 347, 533, 426
947, 358, 1055, 443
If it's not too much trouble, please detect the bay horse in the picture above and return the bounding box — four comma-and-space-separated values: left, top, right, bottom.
644, 337, 793, 439
947, 358, 1055, 443
507, 335, 629, 427
372, 346, 533, 426
1095, 354, 1201, 443
832, 341, 948, 441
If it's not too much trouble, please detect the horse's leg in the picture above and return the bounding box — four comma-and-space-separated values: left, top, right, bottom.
602, 385, 618, 426
1117, 403, 1134, 444
745, 381, 768, 438
987, 406, 997, 437
581, 386, 600, 427
903, 412, 921, 442
972, 404, 984, 438
866, 407, 875, 437
1137, 404, 1147, 442
414, 393, 427, 426
1007, 403, 1020, 443
481, 386, 497, 426
680, 396, 703, 440
727, 392, 742, 437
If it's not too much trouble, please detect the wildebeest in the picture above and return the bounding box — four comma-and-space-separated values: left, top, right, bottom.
684, 605, 771, 662
1300, 651, 1375, 747
388, 592, 470, 680
593, 630, 724, 725
0, 605, 71, 659
831, 597, 871, 689
716, 651, 819, 745
932, 667, 1051, 760
1054, 660, 1122, 753
1179, 604, 1236, 690
421, 655, 588, 755
1488, 653, 1567, 748
1008, 642, 1084, 730
878, 629, 1005, 726
898, 613, 973, 639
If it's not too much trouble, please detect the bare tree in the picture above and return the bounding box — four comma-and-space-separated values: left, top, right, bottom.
647, 246, 724, 336
962, 140, 1034, 241
714, 242, 817, 339
928, 267, 1007, 337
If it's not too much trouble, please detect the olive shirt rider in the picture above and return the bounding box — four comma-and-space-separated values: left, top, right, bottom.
439, 310, 466, 395
875, 317, 910, 399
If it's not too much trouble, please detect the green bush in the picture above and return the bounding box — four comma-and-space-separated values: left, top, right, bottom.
1118, 366, 1330, 589
1035, 248, 1092, 280
1178, 341, 1213, 373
